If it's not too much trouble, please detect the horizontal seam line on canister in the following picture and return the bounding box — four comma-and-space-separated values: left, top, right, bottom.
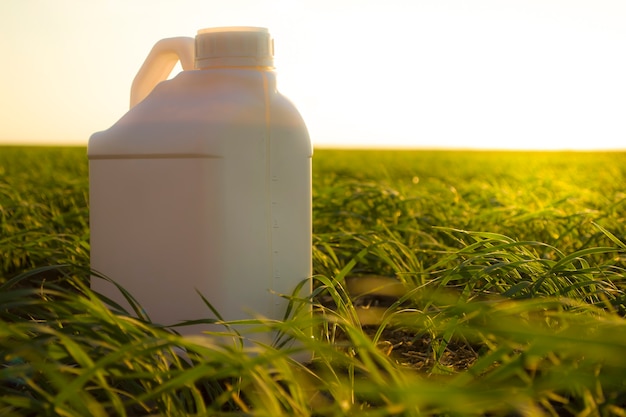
89, 154, 222, 160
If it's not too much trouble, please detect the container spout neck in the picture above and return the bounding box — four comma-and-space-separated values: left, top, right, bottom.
128, 28, 275, 108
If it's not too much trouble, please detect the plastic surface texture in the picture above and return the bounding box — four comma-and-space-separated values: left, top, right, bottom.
88, 27, 312, 345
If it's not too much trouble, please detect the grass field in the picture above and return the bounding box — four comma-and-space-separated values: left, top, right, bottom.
1, 146, 625, 416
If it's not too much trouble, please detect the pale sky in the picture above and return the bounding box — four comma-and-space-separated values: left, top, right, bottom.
1, 0, 625, 150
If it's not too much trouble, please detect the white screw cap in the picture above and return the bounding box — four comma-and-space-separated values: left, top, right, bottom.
195, 27, 274, 69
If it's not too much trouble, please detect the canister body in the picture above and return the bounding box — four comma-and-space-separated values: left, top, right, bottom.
88, 68, 312, 338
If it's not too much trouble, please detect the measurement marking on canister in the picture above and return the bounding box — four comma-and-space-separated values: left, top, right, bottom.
273, 251, 280, 279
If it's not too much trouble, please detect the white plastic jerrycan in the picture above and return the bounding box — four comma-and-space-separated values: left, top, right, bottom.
88, 27, 312, 343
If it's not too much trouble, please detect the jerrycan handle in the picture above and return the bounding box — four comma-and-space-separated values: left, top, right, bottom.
129, 37, 195, 108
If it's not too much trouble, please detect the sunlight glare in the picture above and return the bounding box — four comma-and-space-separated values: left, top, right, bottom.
1, 0, 625, 150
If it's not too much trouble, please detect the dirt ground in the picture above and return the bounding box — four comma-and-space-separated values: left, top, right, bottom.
369, 327, 479, 372
319, 275, 480, 373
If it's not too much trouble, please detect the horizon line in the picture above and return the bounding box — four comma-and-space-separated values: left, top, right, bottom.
1, 141, 624, 153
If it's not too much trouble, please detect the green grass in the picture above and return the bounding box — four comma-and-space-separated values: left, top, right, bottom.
1, 146, 626, 416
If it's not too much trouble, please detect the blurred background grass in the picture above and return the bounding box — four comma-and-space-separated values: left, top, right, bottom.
1, 146, 625, 416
